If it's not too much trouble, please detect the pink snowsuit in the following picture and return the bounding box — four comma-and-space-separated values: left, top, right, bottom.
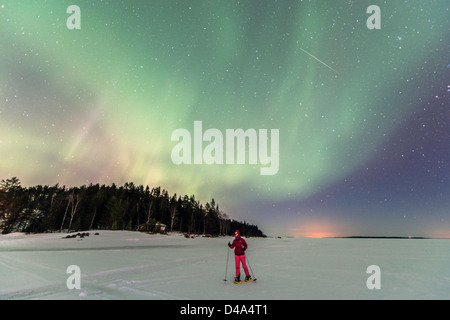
229, 230, 250, 278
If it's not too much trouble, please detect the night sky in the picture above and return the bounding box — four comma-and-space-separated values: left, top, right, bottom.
0, 1, 448, 237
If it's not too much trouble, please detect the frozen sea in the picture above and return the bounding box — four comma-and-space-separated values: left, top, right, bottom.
0, 231, 449, 300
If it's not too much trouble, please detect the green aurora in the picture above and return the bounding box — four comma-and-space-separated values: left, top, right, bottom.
1, 1, 448, 236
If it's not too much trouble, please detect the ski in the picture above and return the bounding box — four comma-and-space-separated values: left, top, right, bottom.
232, 278, 256, 284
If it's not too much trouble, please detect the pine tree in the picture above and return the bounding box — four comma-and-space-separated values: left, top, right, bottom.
107, 196, 124, 230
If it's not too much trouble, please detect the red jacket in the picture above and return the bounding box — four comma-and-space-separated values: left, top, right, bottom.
229, 231, 247, 256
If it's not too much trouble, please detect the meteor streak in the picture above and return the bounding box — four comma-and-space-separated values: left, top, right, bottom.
299, 48, 339, 74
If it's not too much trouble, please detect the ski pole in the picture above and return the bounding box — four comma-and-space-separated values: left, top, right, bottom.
224, 245, 230, 281
245, 254, 257, 281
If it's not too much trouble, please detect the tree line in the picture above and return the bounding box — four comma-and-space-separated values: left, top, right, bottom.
0, 177, 265, 237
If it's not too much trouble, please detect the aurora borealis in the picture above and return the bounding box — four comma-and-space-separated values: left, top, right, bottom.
0, 1, 448, 237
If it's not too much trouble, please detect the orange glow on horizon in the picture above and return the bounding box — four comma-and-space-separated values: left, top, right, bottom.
303, 232, 338, 238
284, 219, 450, 239
285, 215, 354, 238
289, 223, 342, 238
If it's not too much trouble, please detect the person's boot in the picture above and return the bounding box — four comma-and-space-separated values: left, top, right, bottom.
234, 273, 241, 284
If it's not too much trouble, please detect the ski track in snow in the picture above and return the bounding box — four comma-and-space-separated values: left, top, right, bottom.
0, 232, 225, 299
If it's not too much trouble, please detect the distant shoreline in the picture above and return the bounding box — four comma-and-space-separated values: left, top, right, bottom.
329, 236, 449, 240
270, 235, 449, 239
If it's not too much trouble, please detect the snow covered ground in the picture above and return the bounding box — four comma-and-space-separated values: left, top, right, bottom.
0, 231, 449, 300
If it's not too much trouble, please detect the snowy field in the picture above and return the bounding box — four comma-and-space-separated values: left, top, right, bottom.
0, 230, 449, 300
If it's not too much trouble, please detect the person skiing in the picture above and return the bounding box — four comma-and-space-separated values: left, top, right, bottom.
228, 230, 252, 283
